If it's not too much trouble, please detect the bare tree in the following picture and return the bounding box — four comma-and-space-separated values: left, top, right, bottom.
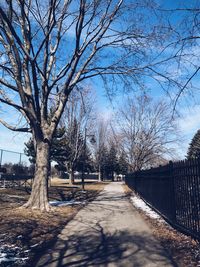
64, 88, 95, 184
145, 4, 200, 108
94, 117, 110, 181
0, 1, 163, 210
116, 94, 180, 171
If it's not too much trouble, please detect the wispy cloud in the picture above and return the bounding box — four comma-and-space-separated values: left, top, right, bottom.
174, 105, 200, 158
178, 105, 200, 135
97, 106, 113, 122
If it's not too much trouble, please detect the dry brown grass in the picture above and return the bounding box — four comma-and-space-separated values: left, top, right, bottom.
124, 187, 200, 267
122, 183, 133, 195
0, 179, 106, 266
142, 212, 200, 267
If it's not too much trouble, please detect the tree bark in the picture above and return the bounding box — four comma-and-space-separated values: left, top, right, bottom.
98, 165, 102, 182
69, 170, 75, 184
23, 141, 50, 211
111, 171, 114, 182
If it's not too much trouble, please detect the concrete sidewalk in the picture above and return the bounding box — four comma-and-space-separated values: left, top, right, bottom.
36, 182, 176, 267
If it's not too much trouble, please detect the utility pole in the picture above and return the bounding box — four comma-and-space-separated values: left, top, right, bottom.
0, 149, 3, 167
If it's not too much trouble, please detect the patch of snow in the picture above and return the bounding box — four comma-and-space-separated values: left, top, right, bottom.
131, 196, 164, 220
49, 200, 85, 207
7, 195, 26, 199
30, 242, 40, 248
0, 233, 6, 237
0, 255, 28, 263
0, 244, 29, 264
0, 252, 7, 262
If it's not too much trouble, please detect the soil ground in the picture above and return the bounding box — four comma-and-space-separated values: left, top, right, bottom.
123, 185, 200, 267
0, 178, 107, 267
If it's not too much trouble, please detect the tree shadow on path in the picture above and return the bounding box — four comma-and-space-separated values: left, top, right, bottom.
34, 185, 177, 267
35, 222, 177, 267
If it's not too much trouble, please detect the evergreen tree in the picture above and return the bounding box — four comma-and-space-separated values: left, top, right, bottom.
99, 145, 109, 181
187, 129, 200, 159
65, 118, 84, 183
25, 121, 93, 182
117, 150, 128, 175
24, 139, 36, 164
77, 146, 94, 173
106, 143, 118, 181
24, 127, 69, 170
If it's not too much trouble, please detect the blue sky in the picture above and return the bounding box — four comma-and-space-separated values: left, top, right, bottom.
1, 82, 200, 159
1, 0, 200, 162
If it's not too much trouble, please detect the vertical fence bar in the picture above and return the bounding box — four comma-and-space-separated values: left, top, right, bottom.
184, 160, 189, 229
188, 160, 195, 232
197, 158, 200, 234
191, 159, 198, 233
183, 161, 190, 227
169, 161, 176, 223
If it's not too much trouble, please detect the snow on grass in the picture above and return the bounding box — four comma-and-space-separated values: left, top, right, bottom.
131, 195, 164, 220
0, 244, 28, 264
30, 241, 42, 248
49, 200, 85, 207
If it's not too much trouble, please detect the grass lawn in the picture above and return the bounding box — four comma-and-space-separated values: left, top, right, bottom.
0, 178, 107, 267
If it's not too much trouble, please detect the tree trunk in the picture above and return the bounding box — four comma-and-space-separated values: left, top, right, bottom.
111, 171, 114, 182
24, 141, 50, 211
98, 165, 101, 182
69, 170, 75, 184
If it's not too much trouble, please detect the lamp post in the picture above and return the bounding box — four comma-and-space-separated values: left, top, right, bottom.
0, 149, 3, 167
81, 128, 95, 190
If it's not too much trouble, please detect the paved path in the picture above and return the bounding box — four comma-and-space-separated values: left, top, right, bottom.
36, 182, 176, 267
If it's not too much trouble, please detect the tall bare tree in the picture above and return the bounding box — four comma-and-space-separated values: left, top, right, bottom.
93, 117, 111, 181
116, 94, 180, 171
0, 0, 164, 210
64, 88, 95, 184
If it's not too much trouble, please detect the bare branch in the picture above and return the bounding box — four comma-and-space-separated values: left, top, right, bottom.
0, 118, 31, 133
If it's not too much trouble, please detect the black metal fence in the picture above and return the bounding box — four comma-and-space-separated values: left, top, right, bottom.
125, 159, 200, 240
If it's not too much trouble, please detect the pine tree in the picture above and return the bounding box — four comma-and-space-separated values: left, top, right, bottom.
187, 129, 200, 159
106, 143, 118, 181
25, 121, 93, 182
65, 118, 84, 183
117, 150, 128, 175
77, 146, 93, 173
99, 145, 109, 181
51, 127, 70, 171
24, 127, 69, 170
24, 139, 36, 164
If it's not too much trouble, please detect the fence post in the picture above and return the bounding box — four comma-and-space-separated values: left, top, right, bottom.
0, 149, 3, 166
19, 153, 22, 165
196, 158, 200, 233
169, 161, 176, 223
